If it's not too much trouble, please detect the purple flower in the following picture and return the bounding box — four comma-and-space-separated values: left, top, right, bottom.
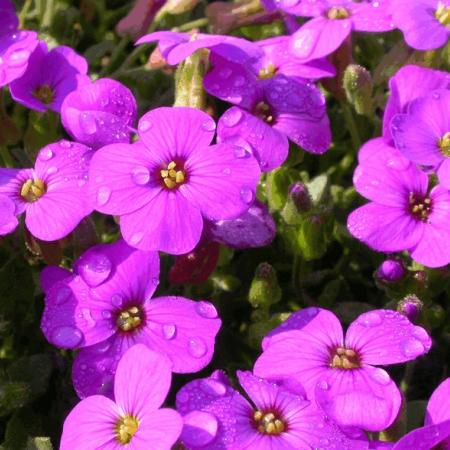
0, 140, 93, 241
383, 65, 450, 142
61, 78, 137, 150
375, 259, 405, 283
392, 0, 450, 50
176, 370, 367, 449
88, 107, 261, 255
60, 344, 183, 450
254, 307, 432, 431
0, 0, 38, 87
391, 89, 450, 190
40, 239, 221, 398
0, 194, 18, 235
136, 30, 263, 65
9, 42, 89, 112
349, 137, 450, 267
206, 54, 331, 171
288, 0, 394, 61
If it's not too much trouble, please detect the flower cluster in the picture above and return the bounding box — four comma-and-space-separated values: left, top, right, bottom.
0, 0, 449, 449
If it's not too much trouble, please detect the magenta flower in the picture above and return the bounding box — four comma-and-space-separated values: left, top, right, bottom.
375, 259, 405, 283
176, 370, 367, 449
0, 195, 18, 235
61, 78, 137, 150
254, 307, 432, 431
40, 239, 221, 398
0, 1, 38, 87
288, 0, 394, 61
391, 89, 450, 189
60, 344, 183, 450
392, 0, 450, 50
88, 107, 261, 255
136, 30, 263, 65
348, 138, 450, 268
383, 65, 450, 142
0, 140, 93, 241
9, 42, 89, 112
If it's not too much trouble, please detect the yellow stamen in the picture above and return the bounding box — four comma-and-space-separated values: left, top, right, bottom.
258, 63, 277, 80
330, 347, 361, 369
435, 2, 450, 26
115, 415, 139, 444
253, 410, 286, 435
327, 6, 350, 19
20, 178, 46, 202
438, 131, 450, 157
117, 306, 143, 332
160, 161, 186, 189
33, 84, 54, 105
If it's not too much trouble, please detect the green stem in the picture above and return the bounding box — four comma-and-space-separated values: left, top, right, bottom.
0, 146, 14, 168
19, 0, 33, 28
176, 17, 209, 32
99, 36, 130, 77
341, 101, 362, 151
41, 0, 55, 28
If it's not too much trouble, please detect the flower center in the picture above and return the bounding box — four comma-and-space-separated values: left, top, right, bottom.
327, 6, 350, 19
435, 2, 450, 26
438, 131, 450, 156
253, 410, 285, 435
408, 192, 432, 222
33, 84, 54, 105
20, 178, 46, 202
258, 63, 277, 80
116, 306, 144, 332
330, 347, 361, 369
160, 161, 186, 189
115, 415, 139, 445
254, 101, 275, 124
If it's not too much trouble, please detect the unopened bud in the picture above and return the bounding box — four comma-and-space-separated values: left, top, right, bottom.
397, 294, 423, 323
376, 259, 405, 284
281, 182, 312, 225
343, 64, 374, 117
249, 262, 281, 308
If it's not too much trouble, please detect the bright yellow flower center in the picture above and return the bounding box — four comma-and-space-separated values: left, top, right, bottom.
20, 179, 46, 202
33, 84, 54, 105
327, 6, 350, 19
258, 63, 277, 80
438, 131, 450, 156
117, 306, 143, 332
253, 410, 286, 435
330, 347, 361, 369
115, 415, 139, 445
160, 161, 186, 189
435, 2, 450, 26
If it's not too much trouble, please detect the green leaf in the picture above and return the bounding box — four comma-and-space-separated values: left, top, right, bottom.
26, 437, 53, 450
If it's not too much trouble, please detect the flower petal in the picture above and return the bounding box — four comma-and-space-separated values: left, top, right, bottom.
426, 377, 450, 425
392, 420, 450, 450
0, 195, 18, 235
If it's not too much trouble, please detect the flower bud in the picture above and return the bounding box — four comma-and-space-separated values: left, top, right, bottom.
281, 182, 312, 225
397, 294, 423, 323
165, 0, 199, 14
249, 262, 281, 308
343, 64, 374, 117
375, 259, 405, 284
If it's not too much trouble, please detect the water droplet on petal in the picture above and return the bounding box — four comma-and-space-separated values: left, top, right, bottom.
202, 120, 216, 132
223, 109, 243, 127
51, 326, 83, 348
412, 326, 430, 343
233, 76, 245, 87
195, 301, 218, 319
55, 286, 72, 305
317, 380, 329, 390
60, 140, 72, 148
8, 48, 31, 67
370, 367, 391, 386
234, 146, 250, 158
79, 112, 97, 135
139, 120, 152, 132
219, 68, 232, 79
359, 311, 383, 327
78, 253, 112, 287
129, 232, 144, 245
402, 338, 425, 357
131, 166, 150, 185
240, 187, 254, 204
111, 294, 124, 308
102, 310, 112, 319
201, 379, 227, 396
38, 147, 54, 161
188, 337, 207, 358
222, 167, 231, 175
162, 324, 177, 340
97, 186, 111, 206
46, 166, 58, 175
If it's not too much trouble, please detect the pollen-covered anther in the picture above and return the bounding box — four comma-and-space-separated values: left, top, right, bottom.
254, 102, 274, 124
254, 410, 285, 435
327, 6, 350, 19
409, 192, 432, 221
435, 2, 450, 26
330, 346, 361, 369
161, 161, 186, 189
258, 63, 277, 80
115, 415, 139, 444
33, 84, 54, 105
438, 131, 450, 157
117, 306, 143, 332
20, 178, 46, 202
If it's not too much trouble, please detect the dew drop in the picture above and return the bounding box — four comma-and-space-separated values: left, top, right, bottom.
38, 147, 54, 161
60, 140, 72, 149
102, 310, 112, 319
78, 253, 112, 287
223, 109, 243, 127
130, 232, 144, 245
8, 48, 31, 67
111, 294, 124, 308
359, 311, 383, 327
369, 367, 391, 386
51, 326, 83, 348
188, 337, 207, 358
412, 326, 430, 343
55, 286, 72, 305
219, 68, 232, 79
195, 301, 218, 319
46, 166, 58, 175
201, 379, 227, 396
233, 76, 245, 87
97, 186, 111, 206
240, 187, 254, 204
79, 112, 97, 135
234, 146, 249, 158
131, 166, 150, 185
139, 120, 152, 132
202, 120, 216, 132
162, 324, 177, 340
222, 167, 231, 175
317, 380, 329, 390
402, 338, 425, 357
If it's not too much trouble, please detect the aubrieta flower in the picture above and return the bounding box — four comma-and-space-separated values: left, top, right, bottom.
288, 0, 394, 61
383, 65, 450, 142
0, 140, 93, 240
40, 239, 221, 398
392, 0, 450, 51
60, 344, 183, 450
375, 259, 405, 283
176, 370, 367, 449
9, 41, 90, 112
348, 138, 450, 268
136, 30, 263, 65
254, 307, 432, 431
0, 0, 38, 87
88, 107, 261, 255
391, 89, 450, 189
0, 195, 18, 235
370, 377, 450, 449
61, 78, 137, 149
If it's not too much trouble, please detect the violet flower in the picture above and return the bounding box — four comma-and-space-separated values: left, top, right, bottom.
0, 195, 18, 235
254, 307, 432, 431
348, 138, 450, 268
0, 0, 38, 87
391, 89, 450, 190
0, 140, 93, 241
60, 344, 183, 450
88, 106, 261, 255
392, 0, 450, 51
176, 370, 367, 449
376, 259, 405, 283
288, 0, 394, 61
383, 65, 450, 142
9, 42, 90, 112
40, 239, 221, 398
61, 78, 137, 149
